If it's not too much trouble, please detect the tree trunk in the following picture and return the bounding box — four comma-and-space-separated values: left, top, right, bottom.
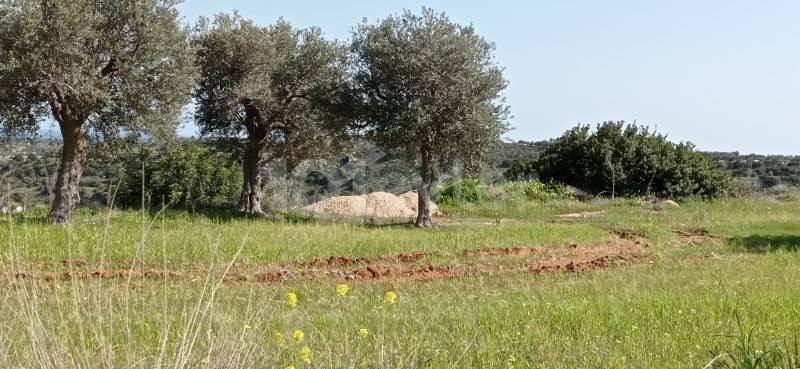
50, 123, 86, 224
415, 150, 438, 228
238, 139, 265, 215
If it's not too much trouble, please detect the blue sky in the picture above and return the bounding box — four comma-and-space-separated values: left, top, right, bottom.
175, 0, 800, 155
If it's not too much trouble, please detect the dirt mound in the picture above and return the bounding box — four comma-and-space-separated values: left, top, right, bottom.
398, 191, 443, 217
674, 229, 717, 246
558, 211, 604, 219
304, 191, 442, 218
0, 231, 650, 285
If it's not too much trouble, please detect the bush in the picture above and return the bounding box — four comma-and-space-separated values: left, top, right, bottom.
512, 181, 573, 201
115, 141, 242, 211
503, 156, 538, 181
536, 121, 731, 199
434, 179, 488, 204
435, 178, 572, 205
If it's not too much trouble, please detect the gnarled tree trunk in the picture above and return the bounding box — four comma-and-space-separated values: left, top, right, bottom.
415, 148, 438, 228
50, 122, 86, 224
239, 134, 266, 215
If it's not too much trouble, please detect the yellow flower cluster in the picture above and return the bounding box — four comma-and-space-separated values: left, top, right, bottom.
285, 292, 298, 307
276, 329, 312, 367
273, 331, 285, 345
276, 286, 402, 368
336, 283, 350, 297
299, 346, 312, 363
384, 291, 397, 304
506, 355, 516, 369
292, 329, 304, 343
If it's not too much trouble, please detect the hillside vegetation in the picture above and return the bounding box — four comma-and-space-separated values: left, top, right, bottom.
3, 135, 796, 212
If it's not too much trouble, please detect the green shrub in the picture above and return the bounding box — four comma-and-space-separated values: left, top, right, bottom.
509, 180, 573, 202
536, 121, 731, 199
436, 179, 572, 205
115, 141, 242, 211
503, 156, 538, 181
498, 180, 573, 202
434, 179, 488, 204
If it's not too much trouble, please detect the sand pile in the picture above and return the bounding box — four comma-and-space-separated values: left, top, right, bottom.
398, 191, 443, 217
304, 191, 442, 218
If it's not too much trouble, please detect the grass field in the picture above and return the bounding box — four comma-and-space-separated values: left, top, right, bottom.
1, 194, 799, 368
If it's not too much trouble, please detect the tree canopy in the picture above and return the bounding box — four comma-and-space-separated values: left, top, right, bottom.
0, 0, 195, 222
537, 121, 731, 199
115, 140, 242, 211
194, 14, 351, 214
351, 8, 510, 227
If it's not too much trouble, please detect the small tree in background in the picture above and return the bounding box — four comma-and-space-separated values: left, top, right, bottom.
0, 0, 195, 223
194, 14, 351, 215
115, 140, 242, 211
537, 121, 731, 199
352, 8, 510, 228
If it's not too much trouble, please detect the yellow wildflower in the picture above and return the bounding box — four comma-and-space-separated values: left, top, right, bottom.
384, 291, 397, 304
285, 292, 298, 307
299, 346, 311, 364
284, 365, 296, 369
506, 356, 516, 369
273, 331, 285, 345
359, 328, 369, 338
292, 329, 305, 343
336, 283, 350, 297
243, 324, 252, 331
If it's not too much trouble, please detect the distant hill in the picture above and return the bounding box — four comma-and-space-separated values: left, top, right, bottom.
705, 151, 800, 188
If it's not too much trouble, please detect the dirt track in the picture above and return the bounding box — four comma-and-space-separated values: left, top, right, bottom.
0, 230, 663, 285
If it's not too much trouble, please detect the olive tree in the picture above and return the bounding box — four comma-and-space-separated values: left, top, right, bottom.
352, 8, 510, 228
194, 14, 351, 215
0, 0, 195, 223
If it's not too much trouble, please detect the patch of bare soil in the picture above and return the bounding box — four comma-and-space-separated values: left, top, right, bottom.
0, 231, 650, 285
558, 211, 605, 219
674, 228, 717, 246
293, 252, 428, 269
264, 235, 648, 282
611, 229, 650, 247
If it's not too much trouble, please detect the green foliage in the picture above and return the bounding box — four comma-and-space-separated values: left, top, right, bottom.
435, 179, 488, 204
709, 152, 800, 188
537, 121, 731, 199
1, 0, 196, 221
436, 179, 572, 206
193, 14, 352, 170
352, 8, 510, 179
503, 156, 539, 181
0, 0, 195, 139
503, 180, 574, 202
116, 141, 241, 210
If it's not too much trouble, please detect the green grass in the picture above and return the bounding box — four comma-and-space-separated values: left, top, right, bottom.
1, 195, 799, 368
0, 209, 612, 265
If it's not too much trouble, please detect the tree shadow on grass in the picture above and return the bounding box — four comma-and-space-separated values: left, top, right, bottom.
0, 214, 50, 226
176, 209, 416, 228
2, 208, 418, 228
728, 235, 800, 253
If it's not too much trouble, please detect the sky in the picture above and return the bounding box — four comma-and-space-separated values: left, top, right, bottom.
173, 0, 800, 155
